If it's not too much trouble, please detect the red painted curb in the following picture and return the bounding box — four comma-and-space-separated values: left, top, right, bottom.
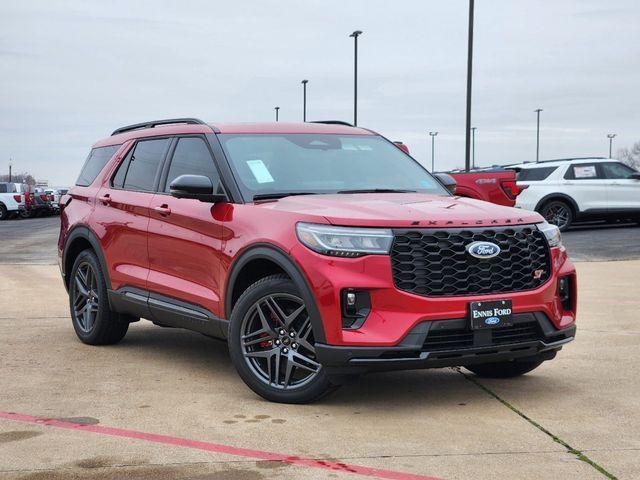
0, 410, 442, 480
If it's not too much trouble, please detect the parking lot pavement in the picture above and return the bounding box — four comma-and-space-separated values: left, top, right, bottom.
0, 216, 59, 265
562, 223, 640, 261
1, 261, 638, 479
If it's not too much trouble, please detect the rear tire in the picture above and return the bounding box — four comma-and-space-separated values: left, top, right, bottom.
540, 200, 573, 231
69, 249, 129, 345
228, 274, 338, 404
0, 204, 7, 220
465, 357, 545, 378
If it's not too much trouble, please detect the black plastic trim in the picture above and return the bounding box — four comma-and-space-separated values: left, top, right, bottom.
205, 133, 243, 204
225, 244, 326, 343
534, 193, 580, 215
111, 118, 208, 136
61, 225, 111, 291
315, 313, 575, 374
107, 287, 228, 338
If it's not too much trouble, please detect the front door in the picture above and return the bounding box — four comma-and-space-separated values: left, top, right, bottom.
600, 161, 640, 212
147, 136, 227, 332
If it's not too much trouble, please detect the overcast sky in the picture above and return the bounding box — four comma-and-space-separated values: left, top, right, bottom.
1, 0, 639, 186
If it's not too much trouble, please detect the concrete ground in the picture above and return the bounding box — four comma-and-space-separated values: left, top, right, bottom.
0, 218, 639, 479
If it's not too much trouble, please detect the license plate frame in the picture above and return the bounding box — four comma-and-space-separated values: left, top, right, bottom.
469, 299, 513, 330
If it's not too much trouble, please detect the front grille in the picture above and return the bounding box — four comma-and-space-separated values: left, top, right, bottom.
391, 226, 551, 297
422, 321, 543, 352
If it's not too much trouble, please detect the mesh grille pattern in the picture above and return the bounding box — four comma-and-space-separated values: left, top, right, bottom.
391, 226, 551, 297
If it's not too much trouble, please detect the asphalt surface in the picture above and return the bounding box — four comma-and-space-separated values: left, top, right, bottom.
0, 216, 638, 265
1, 215, 639, 479
1, 261, 639, 479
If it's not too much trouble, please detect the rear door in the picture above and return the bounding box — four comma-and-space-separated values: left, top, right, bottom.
95, 137, 171, 295
147, 136, 227, 334
562, 163, 608, 213
600, 162, 640, 212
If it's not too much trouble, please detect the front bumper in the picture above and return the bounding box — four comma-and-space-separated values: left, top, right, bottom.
316, 312, 575, 374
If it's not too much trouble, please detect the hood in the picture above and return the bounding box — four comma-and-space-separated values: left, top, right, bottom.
255, 193, 542, 228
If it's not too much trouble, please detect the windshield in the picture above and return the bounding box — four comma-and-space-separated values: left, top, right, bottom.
219, 134, 448, 200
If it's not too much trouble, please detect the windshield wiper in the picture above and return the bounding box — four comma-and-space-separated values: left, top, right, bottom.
337, 188, 416, 194
252, 192, 318, 201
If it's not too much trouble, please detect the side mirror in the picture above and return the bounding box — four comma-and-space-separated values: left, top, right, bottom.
630, 172, 640, 180
169, 175, 227, 203
433, 173, 457, 195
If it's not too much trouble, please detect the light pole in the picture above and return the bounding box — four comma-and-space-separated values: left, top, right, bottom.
471, 127, 477, 168
349, 30, 363, 126
274, 106, 280, 122
464, 0, 475, 172
607, 133, 616, 158
429, 132, 438, 172
534, 108, 543, 162
301, 80, 308, 122
8, 158, 12, 182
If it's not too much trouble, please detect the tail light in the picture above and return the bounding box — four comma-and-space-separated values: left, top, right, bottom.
500, 179, 527, 200
13, 194, 22, 202
40, 194, 48, 201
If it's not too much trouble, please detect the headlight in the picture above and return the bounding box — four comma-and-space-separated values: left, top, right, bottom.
537, 221, 562, 247
296, 222, 393, 257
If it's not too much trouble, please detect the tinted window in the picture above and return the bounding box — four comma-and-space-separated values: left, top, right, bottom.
0, 183, 7, 193
516, 166, 557, 181
111, 148, 132, 189
564, 164, 600, 180
76, 145, 120, 186
120, 138, 170, 192
601, 162, 636, 179
164, 137, 219, 192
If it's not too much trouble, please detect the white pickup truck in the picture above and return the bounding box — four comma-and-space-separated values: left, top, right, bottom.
0, 182, 26, 220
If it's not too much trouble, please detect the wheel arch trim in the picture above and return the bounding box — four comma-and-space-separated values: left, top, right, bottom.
62, 225, 111, 291
225, 244, 326, 343
534, 193, 579, 215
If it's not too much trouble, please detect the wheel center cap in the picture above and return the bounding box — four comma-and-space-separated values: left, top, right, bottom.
282, 337, 290, 346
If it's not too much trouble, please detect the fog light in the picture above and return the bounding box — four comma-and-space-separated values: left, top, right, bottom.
558, 276, 572, 311
341, 289, 371, 329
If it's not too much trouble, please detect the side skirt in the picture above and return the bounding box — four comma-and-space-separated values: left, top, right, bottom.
107, 287, 229, 339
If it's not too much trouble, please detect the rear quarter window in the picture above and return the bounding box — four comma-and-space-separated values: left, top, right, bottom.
516, 166, 557, 181
76, 145, 121, 187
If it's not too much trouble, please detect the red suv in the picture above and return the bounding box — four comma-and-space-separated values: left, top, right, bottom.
58, 118, 577, 403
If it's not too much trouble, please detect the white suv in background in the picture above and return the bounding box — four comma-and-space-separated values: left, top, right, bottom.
512, 157, 640, 230
0, 182, 25, 220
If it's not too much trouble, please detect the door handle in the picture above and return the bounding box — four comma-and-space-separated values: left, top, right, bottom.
98, 194, 111, 205
154, 205, 171, 216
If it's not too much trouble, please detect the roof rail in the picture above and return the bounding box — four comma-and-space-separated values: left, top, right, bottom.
309, 120, 354, 127
111, 118, 207, 136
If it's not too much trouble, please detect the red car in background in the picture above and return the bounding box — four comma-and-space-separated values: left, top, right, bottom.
447, 168, 526, 207
393, 142, 525, 207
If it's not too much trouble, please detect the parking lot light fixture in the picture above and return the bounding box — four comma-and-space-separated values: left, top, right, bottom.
429, 131, 439, 172
274, 106, 280, 122
349, 30, 363, 126
535, 108, 543, 162
301, 80, 309, 122
607, 133, 616, 158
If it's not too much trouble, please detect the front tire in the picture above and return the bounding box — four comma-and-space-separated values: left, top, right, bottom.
540, 200, 573, 231
228, 274, 337, 404
69, 250, 129, 345
465, 357, 545, 378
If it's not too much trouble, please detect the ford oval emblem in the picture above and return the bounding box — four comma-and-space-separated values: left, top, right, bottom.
485, 316, 501, 325
466, 241, 501, 259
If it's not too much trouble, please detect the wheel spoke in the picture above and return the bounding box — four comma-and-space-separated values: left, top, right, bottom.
242, 328, 274, 347
255, 302, 276, 334
75, 274, 88, 298
266, 296, 305, 328
291, 350, 321, 373
282, 354, 294, 388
